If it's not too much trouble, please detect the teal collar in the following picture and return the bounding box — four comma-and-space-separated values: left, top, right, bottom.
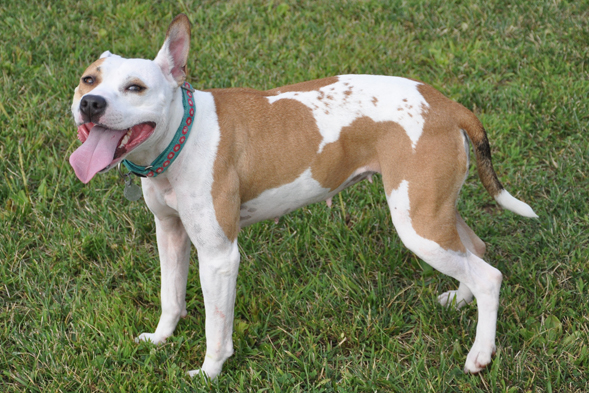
123, 82, 195, 177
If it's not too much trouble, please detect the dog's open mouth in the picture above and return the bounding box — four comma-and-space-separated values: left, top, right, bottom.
69, 122, 156, 183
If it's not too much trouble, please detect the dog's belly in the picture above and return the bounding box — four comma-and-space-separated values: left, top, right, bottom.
239, 167, 375, 227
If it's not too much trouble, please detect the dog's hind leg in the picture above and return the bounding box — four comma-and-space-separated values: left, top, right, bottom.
385, 180, 502, 373
437, 212, 487, 309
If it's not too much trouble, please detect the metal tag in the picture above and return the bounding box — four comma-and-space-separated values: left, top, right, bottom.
124, 175, 143, 201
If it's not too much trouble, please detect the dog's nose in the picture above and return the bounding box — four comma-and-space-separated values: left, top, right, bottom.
80, 94, 107, 121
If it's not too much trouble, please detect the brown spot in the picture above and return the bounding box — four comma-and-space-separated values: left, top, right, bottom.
327, 95, 333, 100
311, 117, 392, 191
74, 57, 106, 100
372, 96, 378, 106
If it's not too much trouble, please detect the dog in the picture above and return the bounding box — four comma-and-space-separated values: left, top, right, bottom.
69, 14, 537, 379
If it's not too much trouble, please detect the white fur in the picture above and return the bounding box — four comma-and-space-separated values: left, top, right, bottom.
239, 167, 375, 227
239, 168, 330, 226
495, 189, 539, 218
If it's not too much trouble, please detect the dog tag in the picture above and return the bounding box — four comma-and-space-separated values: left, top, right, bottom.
124, 176, 143, 201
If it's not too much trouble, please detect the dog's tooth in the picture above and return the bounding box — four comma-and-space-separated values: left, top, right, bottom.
119, 132, 131, 148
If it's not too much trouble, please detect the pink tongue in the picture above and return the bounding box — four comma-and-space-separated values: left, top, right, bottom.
69, 126, 128, 183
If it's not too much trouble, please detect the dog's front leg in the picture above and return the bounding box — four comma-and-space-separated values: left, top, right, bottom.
136, 215, 191, 344
187, 240, 240, 380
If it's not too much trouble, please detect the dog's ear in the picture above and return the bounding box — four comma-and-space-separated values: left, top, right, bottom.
155, 14, 191, 86
99, 51, 122, 59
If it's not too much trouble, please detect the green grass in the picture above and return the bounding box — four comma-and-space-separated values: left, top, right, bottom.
1, 0, 588, 391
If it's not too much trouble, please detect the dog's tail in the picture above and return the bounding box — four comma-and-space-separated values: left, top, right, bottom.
457, 107, 538, 218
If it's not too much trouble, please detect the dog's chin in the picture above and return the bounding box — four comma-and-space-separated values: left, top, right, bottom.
77, 121, 157, 171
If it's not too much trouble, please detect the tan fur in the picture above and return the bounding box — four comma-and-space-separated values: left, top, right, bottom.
311, 116, 387, 190
74, 58, 106, 101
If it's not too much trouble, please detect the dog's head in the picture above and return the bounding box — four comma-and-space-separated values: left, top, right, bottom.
69, 14, 191, 183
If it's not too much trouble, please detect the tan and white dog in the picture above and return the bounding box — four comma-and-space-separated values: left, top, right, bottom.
69, 14, 537, 379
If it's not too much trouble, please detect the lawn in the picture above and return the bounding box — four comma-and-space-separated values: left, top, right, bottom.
1, 0, 588, 391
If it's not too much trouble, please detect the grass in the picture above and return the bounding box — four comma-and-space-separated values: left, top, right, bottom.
1, 0, 588, 391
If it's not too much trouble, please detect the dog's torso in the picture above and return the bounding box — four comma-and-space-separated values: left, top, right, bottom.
146, 75, 467, 246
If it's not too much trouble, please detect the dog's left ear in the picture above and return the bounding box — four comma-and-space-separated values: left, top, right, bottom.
155, 14, 191, 86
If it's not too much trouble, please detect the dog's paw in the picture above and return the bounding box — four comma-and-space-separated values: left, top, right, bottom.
135, 332, 167, 345
187, 369, 206, 379
437, 290, 470, 309
188, 368, 218, 381
463, 343, 496, 373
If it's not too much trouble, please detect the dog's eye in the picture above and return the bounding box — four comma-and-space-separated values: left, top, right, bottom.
127, 84, 146, 93
82, 76, 95, 85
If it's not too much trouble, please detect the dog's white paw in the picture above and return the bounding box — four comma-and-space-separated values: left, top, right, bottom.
187, 368, 218, 381
437, 290, 470, 309
463, 343, 496, 373
187, 369, 206, 378
135, 332, 167, 345
187, 357, 226, 380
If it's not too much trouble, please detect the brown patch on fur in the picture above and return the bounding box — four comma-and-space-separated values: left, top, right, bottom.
312, 117, 404, 191
210, 80, 338, 240
74, 58, 106, 100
